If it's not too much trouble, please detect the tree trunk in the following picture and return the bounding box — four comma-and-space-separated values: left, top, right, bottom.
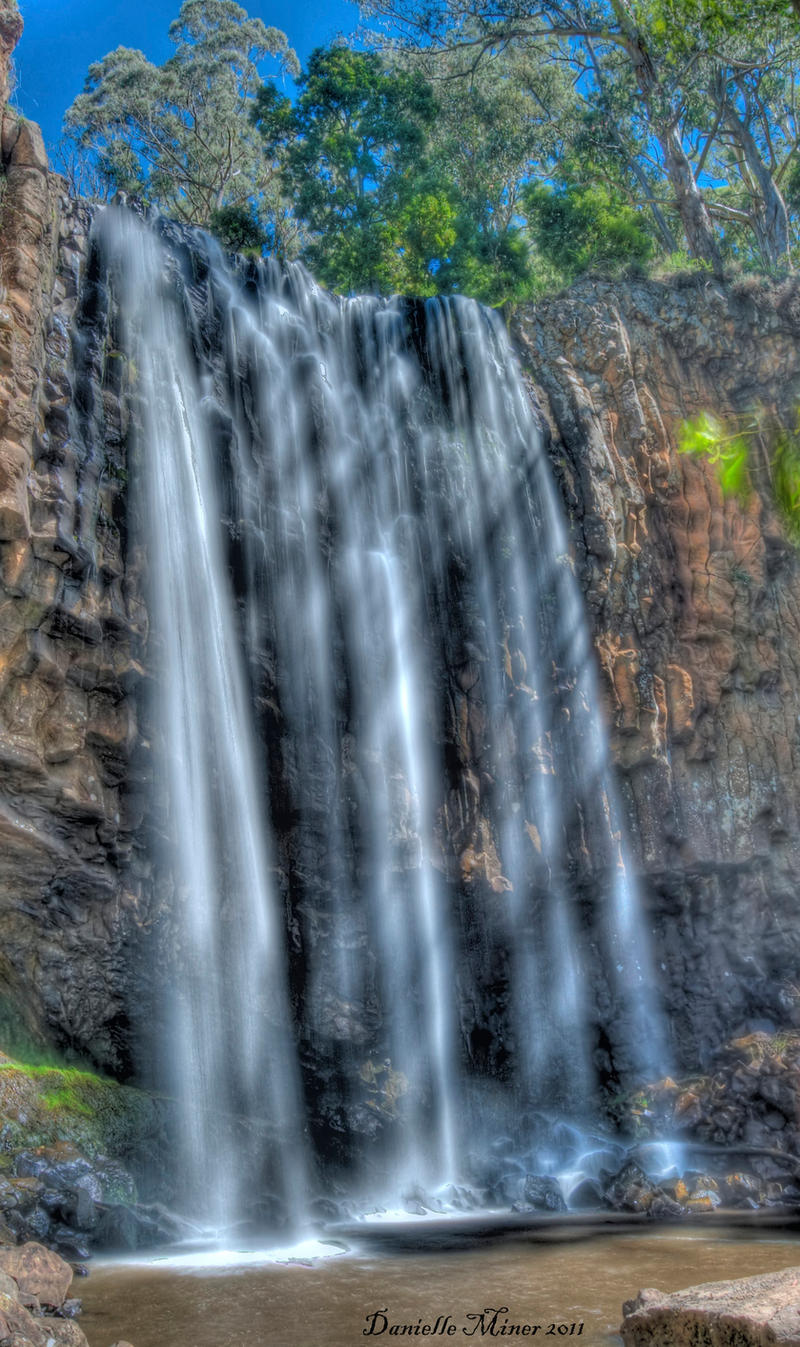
608, 0, 723, 274
718, 91, 792, 270
659, 118, 724, 275
582, 34, 679, 254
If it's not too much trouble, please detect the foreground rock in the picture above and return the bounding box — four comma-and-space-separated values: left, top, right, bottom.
0, 1056, 179, 1252
0, 1128, 185, 1260
0, 1240, 135, 1346
0, 1241, 72, 1309
621, 1266, 800, 1345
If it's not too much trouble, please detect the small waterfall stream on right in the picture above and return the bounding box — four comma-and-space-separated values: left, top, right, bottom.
102, 210, 668, 1221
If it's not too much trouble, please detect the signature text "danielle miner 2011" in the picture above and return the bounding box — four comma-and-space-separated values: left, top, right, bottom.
363, 1308, 584, 1338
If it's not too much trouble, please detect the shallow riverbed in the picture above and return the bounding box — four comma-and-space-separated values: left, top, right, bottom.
78, 1226, 800, 1347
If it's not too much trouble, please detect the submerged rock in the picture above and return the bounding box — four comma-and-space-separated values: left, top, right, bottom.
621, 1266, 800, 1345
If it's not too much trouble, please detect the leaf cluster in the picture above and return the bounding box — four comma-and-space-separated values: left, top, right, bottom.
678, 407, 800, 542
59, 0, 800, 301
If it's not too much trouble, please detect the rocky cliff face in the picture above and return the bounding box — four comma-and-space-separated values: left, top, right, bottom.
515, 278, 800, 1073
0, 5, 149, 1071
1, 0, 800, 1099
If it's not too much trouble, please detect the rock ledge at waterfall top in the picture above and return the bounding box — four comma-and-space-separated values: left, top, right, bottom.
621, 1266, 800, 1345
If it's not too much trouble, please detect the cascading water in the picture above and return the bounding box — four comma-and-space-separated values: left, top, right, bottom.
94, 204, 666, 1231
103, 211, 308, 1233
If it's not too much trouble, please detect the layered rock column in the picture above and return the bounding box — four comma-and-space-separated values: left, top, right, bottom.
515, 279, 800, 1070
0, 2, 150, 1069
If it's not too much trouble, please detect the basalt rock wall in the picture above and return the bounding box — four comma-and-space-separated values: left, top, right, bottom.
0, 3, 151, 1071
515, 278, 800, 1073
1, 0, 800, 1086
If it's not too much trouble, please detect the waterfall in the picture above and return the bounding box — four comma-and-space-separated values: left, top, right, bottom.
94, 205, 666, 1230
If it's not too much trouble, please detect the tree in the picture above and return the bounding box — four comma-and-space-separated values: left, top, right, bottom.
412, 44, 576, 301
254, 45, 448, 294
361, 0, 727, 272
62, 0, 299, 241
523, 179, 655, 282
700, 34, 799, 270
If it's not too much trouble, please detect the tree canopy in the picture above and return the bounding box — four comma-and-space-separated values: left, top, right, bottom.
61, 0, 800, 299
62, 0, 298, 240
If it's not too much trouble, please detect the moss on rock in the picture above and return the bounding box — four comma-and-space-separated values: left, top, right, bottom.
0, 1053, 167, 1184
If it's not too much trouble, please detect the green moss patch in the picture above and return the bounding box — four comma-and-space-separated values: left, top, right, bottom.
0, 1053, 165, 1173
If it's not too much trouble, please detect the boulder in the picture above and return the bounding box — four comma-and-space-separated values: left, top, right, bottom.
521, 1175, 567, 1212
43, 1322, 89, 1346
603, 1161, 659, 1212
621, 1266, 800, 1345
0, 1241, 72, 1309
0, 1288, 47, 1346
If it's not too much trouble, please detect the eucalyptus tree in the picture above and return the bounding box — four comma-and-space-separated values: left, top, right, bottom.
254, 45, 451, 294
410, 43, 576, 299
699, 32, 800, 269
361, 0, 726, 272
62, 0, 299, 243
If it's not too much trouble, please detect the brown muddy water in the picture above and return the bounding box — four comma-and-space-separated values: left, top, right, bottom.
79, 1225, 800, 1347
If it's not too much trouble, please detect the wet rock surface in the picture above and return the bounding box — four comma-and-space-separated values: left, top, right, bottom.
0, 1142, 180, 1259
621, 1266, 800, 1345
621, 1032, 800, 1182
0, 1053, 176, 1253
516, 279, 800, 1075
0, 3, 151, 1075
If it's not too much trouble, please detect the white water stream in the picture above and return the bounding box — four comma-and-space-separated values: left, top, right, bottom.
97, 206, 666, 1232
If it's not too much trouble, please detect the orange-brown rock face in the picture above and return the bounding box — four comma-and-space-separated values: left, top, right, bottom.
0, 0, 797, 1093
515, 277, 800, 1068
0, 15, 149, 1068
0, 2, 21, 111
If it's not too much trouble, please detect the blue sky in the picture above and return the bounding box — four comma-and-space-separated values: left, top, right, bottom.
14, 0, 359, 153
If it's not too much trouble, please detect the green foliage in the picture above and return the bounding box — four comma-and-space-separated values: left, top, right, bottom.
651, 250, 714, 278
678, 412, 752, 498
644, 0, 798, 43
395, 190, 458, 296
62, 0, 298, 232
42, 1088, 93, 1118
679, 406, 800, 543
774, 427, 800, 540
522, 181, 655, 284
59, 0, 800, 296
0, 1060, 99, 1081
209, 203, 268, 255
442, 226, 533, 306
410, 45, 575, 304
256, 45, 444, 293
0, 1054, 163, 1167
363, 0, 800, 278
